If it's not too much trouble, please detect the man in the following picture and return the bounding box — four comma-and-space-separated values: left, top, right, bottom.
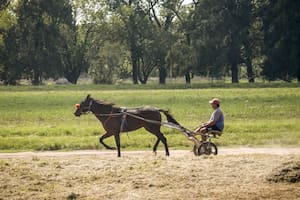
194, 98, 224, 141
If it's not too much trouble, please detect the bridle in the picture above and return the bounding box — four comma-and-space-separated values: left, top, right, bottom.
85, 99, 114, 126
87, 99, 93, 112
77, 99, 93, 114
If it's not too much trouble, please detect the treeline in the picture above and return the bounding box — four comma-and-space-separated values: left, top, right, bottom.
0, 0, 299, 85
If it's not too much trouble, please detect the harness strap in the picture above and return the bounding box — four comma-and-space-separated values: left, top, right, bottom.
103, 110, 113, 127
120, 108, 127, 132
88, 100, 93, 112
120, 114, 127, 132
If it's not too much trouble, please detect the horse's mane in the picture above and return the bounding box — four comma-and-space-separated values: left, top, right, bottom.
93, 99, 115, 107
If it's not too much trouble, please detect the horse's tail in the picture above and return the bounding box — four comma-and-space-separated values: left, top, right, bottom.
159, 109, 194, 137
159, 109, 181, 126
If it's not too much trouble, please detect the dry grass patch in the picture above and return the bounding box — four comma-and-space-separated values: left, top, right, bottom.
0, 152, 300, 199
267, 161, 300, 183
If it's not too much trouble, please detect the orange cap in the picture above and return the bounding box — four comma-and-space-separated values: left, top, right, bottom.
75, 104, 80, 109
209, 98, 220, 105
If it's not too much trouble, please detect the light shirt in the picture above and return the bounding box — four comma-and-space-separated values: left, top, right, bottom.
209, 107, 224, 130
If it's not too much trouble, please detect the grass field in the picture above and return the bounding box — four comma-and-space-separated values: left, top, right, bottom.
0, 84, 299, 152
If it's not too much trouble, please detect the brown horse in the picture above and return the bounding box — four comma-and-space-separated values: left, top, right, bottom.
74, 95, 179, 157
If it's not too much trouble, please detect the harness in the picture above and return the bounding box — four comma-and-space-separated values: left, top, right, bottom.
88, 101, 128, 132
103, 109, 113, 127
85, 100, 192, 135
119, 107, 128, 132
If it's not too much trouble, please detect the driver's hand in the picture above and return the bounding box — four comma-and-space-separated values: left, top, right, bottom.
201, 123, 208, 127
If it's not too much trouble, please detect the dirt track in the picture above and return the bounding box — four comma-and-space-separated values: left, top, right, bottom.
1, 148, 300, 200
0, 147, 300, 158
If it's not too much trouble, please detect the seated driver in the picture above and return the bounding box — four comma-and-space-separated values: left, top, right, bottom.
194, 98, 224, 141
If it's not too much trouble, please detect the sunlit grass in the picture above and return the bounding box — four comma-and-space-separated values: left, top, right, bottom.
0, 85, 299, 151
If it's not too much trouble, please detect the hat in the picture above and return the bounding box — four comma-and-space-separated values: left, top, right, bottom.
209, 98, 220, 105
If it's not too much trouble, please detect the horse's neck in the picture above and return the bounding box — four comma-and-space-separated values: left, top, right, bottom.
91, 103, 111, 114
91, 103, 119, 121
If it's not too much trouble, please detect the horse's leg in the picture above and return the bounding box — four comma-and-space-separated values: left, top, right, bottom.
99, 132, 116, 150
145, 125, 169, 156
158, 132, 169, 156
114, 132, 121, 157
153, 138, 160, 155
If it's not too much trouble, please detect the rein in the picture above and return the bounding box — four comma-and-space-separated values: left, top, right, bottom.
87, 100, 194, 135
93, 110, 191, 133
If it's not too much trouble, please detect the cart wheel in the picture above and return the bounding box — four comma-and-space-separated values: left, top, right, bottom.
193, 145, 200, 156
198, 142, 218, 156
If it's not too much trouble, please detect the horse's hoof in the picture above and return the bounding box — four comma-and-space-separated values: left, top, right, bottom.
107, 147, 116, 150
153, 151, 157, 156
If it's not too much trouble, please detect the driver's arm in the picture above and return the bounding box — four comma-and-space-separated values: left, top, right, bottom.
204, 111, 221, 127
206, 120, 216, 127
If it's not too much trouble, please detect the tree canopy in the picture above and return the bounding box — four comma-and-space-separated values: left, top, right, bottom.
0, 0, 299, 85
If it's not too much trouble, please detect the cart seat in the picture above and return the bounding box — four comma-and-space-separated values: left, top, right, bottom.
207, 130, 223, 137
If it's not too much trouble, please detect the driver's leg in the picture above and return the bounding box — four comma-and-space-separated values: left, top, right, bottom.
200, 127, 207, 142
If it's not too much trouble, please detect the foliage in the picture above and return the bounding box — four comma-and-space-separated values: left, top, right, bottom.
15, 0, 73, 85
0, 0, 299, 85
188, 0, 258, 83
88, 41, 129, 84
261, 0, 300, 82
59, 12, 90, 84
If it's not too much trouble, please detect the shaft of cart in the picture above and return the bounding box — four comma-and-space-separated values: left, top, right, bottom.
162, 122, 201, 148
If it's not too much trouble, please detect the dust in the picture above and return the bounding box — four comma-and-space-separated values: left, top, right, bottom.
267, 161, 300, 183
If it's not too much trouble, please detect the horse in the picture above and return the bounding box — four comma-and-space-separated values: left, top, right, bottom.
74, 94, 179, 157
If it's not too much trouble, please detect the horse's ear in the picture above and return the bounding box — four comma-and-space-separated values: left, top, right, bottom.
86, 94, 91, 100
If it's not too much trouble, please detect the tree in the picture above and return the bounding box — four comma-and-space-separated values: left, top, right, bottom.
108, 0, 182, 84
108, 1, 142, 84
0, 4, 19, 85
1, 26, 23, 85
148, 0, 184, 84
261, 0, 300, 82
88, 41, 129, 84
0, 0, 10, 12
189, 0, 262, 83
13, 0, 73, 85
59, 15, 91, 84
166, 39, 196, 84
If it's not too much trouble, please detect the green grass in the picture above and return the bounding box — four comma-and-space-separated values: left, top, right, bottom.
0, 84, 299, 152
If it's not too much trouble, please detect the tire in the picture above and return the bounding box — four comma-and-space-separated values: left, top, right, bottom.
198, 142, 218, 156
193, 145, 200, 156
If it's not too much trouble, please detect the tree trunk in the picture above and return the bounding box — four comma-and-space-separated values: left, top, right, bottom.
130, 45, 138, 84
185, 70, 191, 84
243, 36, 255, 83
132, 57, 138, 84
32, 69, 42, 85
245, 58, 254, 83
231, 61, 239, 83
140, 79, 147, 84
138, 72, 148, 84
159, 65, 167, 84
66, 73, 79, 84
228, 33, 240, 84
297, 65, 300, 82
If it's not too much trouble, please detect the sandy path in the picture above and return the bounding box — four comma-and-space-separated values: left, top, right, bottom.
0, 147, 300, 158
1, 148, 300, 199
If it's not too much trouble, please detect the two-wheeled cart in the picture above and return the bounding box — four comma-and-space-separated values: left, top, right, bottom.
163, 122, 221, 156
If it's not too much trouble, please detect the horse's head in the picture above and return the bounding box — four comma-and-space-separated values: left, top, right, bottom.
74, 94, 93, 117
